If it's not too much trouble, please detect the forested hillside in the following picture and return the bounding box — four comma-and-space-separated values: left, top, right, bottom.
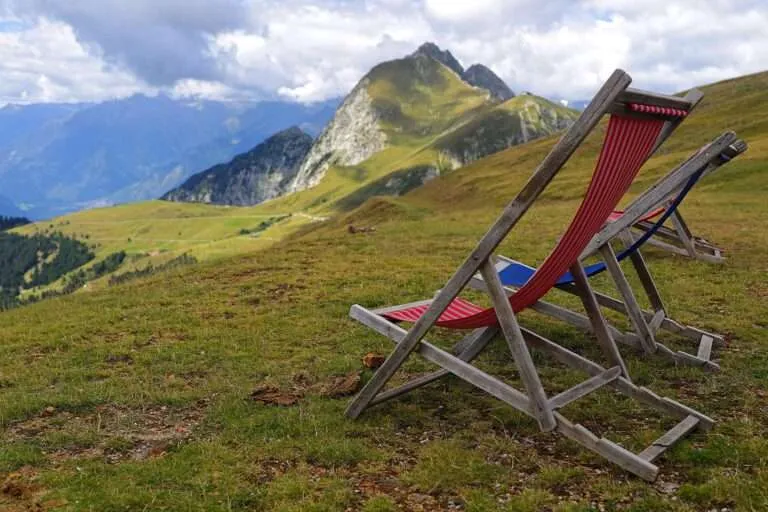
0, 215, 30, 231
0, 232, 94, 309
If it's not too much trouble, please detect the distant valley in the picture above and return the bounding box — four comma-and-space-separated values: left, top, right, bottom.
2, 42, 578, 310
0, 95, 338, 219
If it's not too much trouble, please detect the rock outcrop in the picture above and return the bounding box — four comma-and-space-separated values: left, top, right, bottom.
288, 80, 387, 193
411, 42, 465, 77
162, 127, 313, 206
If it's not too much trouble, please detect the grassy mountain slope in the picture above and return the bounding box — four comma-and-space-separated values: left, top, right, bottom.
10, 53, 571, 288
257, 56, 576, 214
1, 70, 767, 510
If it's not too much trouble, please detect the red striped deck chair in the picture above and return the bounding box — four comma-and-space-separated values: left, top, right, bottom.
346, 70, 713, 481
474, 136, 746, 372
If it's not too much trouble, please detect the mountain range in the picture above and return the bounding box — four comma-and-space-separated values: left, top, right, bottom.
0, 95, 337, 218
165, 43, 575, 208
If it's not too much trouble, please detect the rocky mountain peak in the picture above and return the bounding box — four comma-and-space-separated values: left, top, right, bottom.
287, 79, 387, 193
412, 42, 465, 77
410, 43, 514, 102
463, 64, 515, 101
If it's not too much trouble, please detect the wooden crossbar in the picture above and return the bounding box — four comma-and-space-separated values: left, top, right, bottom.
549, 366, 622, 409
639, 415, 700, 462
698, 335, 714, 361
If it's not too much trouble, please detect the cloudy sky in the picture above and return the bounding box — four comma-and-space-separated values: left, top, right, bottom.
0, 0, 766, 106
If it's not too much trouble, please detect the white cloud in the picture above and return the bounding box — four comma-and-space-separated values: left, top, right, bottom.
0, 0, 766, 105
423, 0, 508, 22
0, 18, 145, 105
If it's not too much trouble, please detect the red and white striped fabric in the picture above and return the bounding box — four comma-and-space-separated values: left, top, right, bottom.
382, 297, 486, 324
629, 103, 688, 117
607, 206, 665, 223
381, 105, 684, 329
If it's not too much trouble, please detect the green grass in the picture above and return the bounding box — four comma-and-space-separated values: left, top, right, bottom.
1, 71, 767, 510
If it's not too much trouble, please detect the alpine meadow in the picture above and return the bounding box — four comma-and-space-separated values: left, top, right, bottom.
0, 27, 767, 512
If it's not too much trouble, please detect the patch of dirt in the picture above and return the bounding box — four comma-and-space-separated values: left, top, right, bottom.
104, 354, 134, 365
249, 371, 363, 406
264, 282, 308, 302
0, 466, 51, 511
315, 372, 361, 398
5, 400, 210, 465
249, 385, 301, 406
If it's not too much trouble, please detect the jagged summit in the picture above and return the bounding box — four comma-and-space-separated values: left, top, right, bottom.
410, 42, 514, 101
463, 64, 515, 101
411, 42, 465, 77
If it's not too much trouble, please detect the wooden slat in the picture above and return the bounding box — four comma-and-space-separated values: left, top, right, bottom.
555, 413, 659, 482
617, 88, 694, 110
698, 335, 714, 361
625, 244, 666, 313
599, 244, 657, 354
372, 299, 433, 315
480, 260, 556, 431
639, 415, 700, 462
369, 327, 500, 407
568, 261, 630, 377
349, 305, 533, 416
549, 366, 622, 409
344, 69, 632, 420
670, 211, 698, 258
674, 349, 720, 372
649, 310, 666, 333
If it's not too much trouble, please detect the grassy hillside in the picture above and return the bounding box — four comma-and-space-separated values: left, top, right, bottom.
12, 201, 319, 297
1, 70, 767, 510
10, 55, 575, 297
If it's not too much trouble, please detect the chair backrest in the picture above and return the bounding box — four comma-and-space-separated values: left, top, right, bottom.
507, 105, 689, 312
617, 138, 746, 256
430, 94, 700, 328
581, 134, 744, 257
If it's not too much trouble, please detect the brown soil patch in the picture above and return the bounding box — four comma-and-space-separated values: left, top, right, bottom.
5, 400, 210, 465
248, 371, 362, 406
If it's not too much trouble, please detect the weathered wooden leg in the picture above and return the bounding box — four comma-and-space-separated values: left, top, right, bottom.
520, 327, 715, 429
599, 243, 657, 354
568, 262, 630, 379
555, 413, 658, 481
670, 210, 698, 259
368, 327, 499, 407
480, 260, 556, 431
619, 232, 666, 314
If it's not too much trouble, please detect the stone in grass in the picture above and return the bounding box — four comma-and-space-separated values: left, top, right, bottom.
362, 353, 386, 369
249, 384, 301, 406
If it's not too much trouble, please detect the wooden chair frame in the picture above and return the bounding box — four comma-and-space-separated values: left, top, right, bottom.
476, 136, 745, 372
346, 70, 713, 481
